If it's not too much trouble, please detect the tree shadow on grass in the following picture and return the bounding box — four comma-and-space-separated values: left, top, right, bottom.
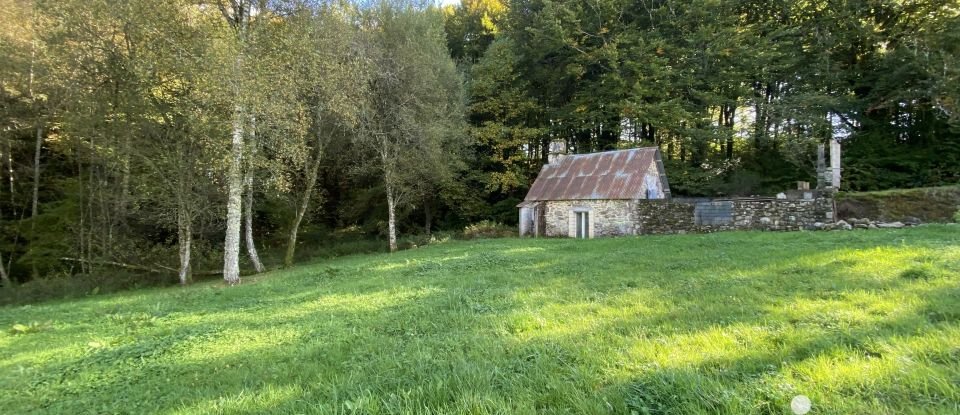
619, 286, 960, 414
2, 228, 959, 413
492, 244, 960, 414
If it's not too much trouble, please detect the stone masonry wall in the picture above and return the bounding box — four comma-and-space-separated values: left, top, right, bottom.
635, 197, 835, 234
543, 200, 636, 237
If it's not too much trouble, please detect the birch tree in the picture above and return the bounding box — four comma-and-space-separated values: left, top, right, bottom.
212, 0, 332, 278
0, 0, 68, 283
139, 11, 218, 285
33, 0, 158, 271
0, 0, 35, 286
24, 2, 47, 279
357, 1, 465, 252
211, 0, 264, 284
243, 116, 264, 273
276, 3, 365, 267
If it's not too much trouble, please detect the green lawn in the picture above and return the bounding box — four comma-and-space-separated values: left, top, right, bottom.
2, 227, 959, 414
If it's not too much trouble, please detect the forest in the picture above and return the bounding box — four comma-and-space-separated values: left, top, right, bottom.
0, 0, 958, 291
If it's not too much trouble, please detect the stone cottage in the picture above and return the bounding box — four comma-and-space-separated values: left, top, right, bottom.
517, 147, 671, 238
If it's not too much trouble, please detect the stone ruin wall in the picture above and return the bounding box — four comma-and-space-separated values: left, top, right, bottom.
635, 197, 836, 235
535, 195, 836, 237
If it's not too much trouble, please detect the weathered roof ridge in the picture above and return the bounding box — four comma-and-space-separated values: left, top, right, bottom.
522, 147, 662, 202
564, 148, 646, 157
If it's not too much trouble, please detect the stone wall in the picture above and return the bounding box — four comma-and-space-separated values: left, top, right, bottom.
543, 200, 636, 237
635, 197, 835, 234
534, 196, 835, 238
836, 185, 960, 223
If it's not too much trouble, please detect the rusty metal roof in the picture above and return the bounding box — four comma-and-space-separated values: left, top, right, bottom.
523, 147, 663, 201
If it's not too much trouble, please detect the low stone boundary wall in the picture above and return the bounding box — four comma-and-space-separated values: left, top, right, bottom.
635, 197, 835, 234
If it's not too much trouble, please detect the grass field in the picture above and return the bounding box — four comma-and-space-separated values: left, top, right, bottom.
2, 226, 959, 414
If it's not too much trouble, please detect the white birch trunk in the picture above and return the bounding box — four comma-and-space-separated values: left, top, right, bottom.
6, 138, 14, 205
223, 107, 244, 285
243, 170, 264, 273
77, 156, 86, 274
28, 17, 38, 215
0, 251, 11, 288
284, 142, 323, 267
177, 210, 192, 285
30, 123, 42, 223
243, 115, 264, 273
284, 204, 306, 268
386, 180, 398, 253
27, 18, 40, 278
30, 122, 42, 277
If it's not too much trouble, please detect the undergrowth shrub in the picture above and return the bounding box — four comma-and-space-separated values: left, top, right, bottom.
0, 271, 173, 306
953, 207, 960, 223
321, 239, 387, 257
398, 232, 454, 250
837, 185, 960, 222
461, 221, 515, 239
277, 225, 388, 262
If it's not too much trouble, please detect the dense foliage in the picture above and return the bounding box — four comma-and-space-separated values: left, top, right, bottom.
0, 0, 465, 287
446, 0, 960, 199
1, 0, 958, 287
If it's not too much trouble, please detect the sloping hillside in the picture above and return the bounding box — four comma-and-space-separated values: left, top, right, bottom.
1, 227, 959, 414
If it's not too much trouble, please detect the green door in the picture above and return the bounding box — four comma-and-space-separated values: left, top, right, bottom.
575, 211, 589, 239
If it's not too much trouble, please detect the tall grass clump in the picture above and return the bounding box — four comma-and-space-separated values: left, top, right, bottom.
461, 220, 515, 239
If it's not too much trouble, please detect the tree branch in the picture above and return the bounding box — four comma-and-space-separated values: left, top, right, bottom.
60, 258, 222, 277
